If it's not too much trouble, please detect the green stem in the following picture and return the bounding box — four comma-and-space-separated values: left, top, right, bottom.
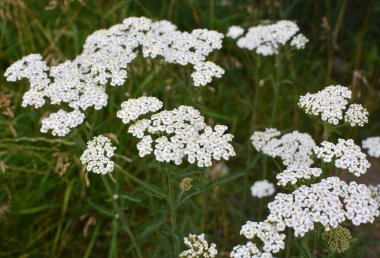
165, 165, 179, 256
322, 123, 331, 141
115, 164, 167, 199
101, 176, 142, 258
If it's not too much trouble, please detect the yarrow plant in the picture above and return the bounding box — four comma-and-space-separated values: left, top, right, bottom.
251, 129, 316, 167
118, 97, 236, 167
250, 180, 275, 198
314, 138, 370, 177
267, 177, 379, 237
80, 136, 116, 175
298, 85, 368, 127
276, 165, 322, 187
179, 234, 217, 258
362, 136, 380, 158
4, 17, 225, 136
227, 20, 308, 56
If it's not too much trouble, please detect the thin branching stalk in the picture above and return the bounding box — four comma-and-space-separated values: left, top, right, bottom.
100, 176, 142, 258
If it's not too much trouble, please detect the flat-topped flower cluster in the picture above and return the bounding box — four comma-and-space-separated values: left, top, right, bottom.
267, 177, 379, 237
362, 136, 380, 158
80, 136, 116, 175
226, 20, 308, 56
251, 129, 316, 167
298, 85, 368, 126
118, 97, 235, 167
179, 234, 217, 258
314, 138, 370, 177
250, 180, 275, 198
4, 17, 225, 136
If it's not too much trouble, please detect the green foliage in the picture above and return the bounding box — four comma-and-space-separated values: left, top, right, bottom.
0, 0, 379, 257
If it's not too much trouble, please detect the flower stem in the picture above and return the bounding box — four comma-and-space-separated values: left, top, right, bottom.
115, 164, 167, 199
165, 165, 180, 256
101, 176, 142, 258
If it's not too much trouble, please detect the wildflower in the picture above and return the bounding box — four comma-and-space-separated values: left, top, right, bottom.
252, 129, 316, 167
5, 17, 225, 136
231, 242, 274, 258
362, 137, 380, 158
251, 128, 281, 152
250, 180, 275, 198
40, 109, 85, 137
298, 85, 352, 125
267, 177, 379, 237
123, 104, 236, 168
233, 20, 308, 56
322, 226, 352, 253
80, 136, 116, 175
314, 139, 370, 177
240, 221, 286, 254
276, 165, 322, 187
290, 33, 309, 49
116, 96, 163, 124
226, 25, 244, 39
180, 177, 193, 191
4, 54, 50, 108
179, 234, 217, 258
368, 184, 380, 205
191, 61, 224, 87
344, 104, 368, 127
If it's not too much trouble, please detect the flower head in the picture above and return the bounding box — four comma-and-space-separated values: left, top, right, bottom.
252, 129, 316, 167
231, 242, 274, 258
250, 180, 275, 198
267, 177, 379, 237
232, 20, 308, 56
314, 139, 370, 177
298, 85, 351, 125
322, 226, 352, 253
276, 165, 322, 187
80, 136, 116, 175
226, 26, 244, 39
368, 184, 380, 205
179, 234, 217, 258
240, 221, 286, 253
40, 109, 85, 137
5, 17, 225, 136
344, 104, 368, 127
362, 137, 380, 158
116, 96, 163, 124
123, 103, 236, 168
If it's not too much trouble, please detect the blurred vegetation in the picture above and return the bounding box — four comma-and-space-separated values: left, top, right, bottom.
0, 0, 379, 257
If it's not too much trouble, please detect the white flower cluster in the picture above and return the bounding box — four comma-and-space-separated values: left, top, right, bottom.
179, 234, 217, 258
314, 139, 370, 177
362, 137, 380, 158
4, 54, 50, 108
80, 136, 116, 175
250, 180, 275, 198
240, 221, 286, 254
40, 109, 85, 136
298, 85, 368, 126
116, 96, 163, 124
191, 61, 225, 87
276, 165, 322, 187
226, 25, 244, 39
5, 17, 224, 136
250, 128, 281, 152
231, 241, 274, 258
267, 177, 379, 237
228, 20, 308, 56
252, 129, 316, 167
118, 100, 236, 167
368, 184, 380, 205
344, 104, 369, 127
